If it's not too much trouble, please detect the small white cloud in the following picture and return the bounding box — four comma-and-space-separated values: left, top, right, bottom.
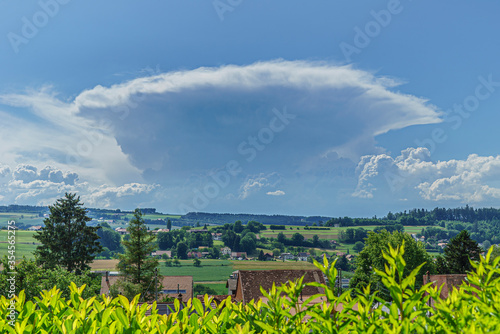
266, 190, 285, 196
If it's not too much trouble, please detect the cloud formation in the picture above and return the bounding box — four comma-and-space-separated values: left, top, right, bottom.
0, 60, 442, 212
354, 147, 500, 204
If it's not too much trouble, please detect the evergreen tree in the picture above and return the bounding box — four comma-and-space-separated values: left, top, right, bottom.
116, 209, 160, 300
442, 230, 482, 274
167, 219, 172, 231
34, 193, 102, 274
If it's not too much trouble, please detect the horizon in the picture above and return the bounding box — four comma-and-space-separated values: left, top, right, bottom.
1, 1, 500, 217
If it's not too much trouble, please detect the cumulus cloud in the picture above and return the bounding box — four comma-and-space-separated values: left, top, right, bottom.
239, 173, 281, 199
354, 147, 500, 204
267, 190, 285, 196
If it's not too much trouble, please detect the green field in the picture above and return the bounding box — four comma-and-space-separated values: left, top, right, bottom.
0, 213, 44, 228
0, 230, 39, 260
159, 260, 234, 282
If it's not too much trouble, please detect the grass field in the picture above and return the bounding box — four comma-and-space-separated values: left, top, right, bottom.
159, 260, 234, 282
0, 213, 44, 228
0, 230, 39, 260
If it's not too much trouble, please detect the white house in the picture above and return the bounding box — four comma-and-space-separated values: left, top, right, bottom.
221, 247, 232, 255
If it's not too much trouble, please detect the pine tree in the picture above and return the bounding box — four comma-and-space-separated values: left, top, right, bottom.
443, 230, 482, 274
117, 209, 160, 300
34, 193, 102, 274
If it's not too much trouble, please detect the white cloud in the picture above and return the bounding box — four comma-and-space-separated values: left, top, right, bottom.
354, 147, 500, 203
0, 60, 442, 211
239, 173, 281, 199
267, 190, 285, 196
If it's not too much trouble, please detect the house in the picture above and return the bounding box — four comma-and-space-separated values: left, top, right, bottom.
100, 273, 193, 303
114, 227, 128, 235
231, 252, 247, 260
28, 226, 42, 231
152, 229, 170, 234
281, 253, 294, 261
221, 247, 232, 256
263, 253, 274, 261
188, 251, 203, 259
229, 269, 326, 305
151, 250, 172, 258
211, 233, 222, 241
297, 252, 309, 261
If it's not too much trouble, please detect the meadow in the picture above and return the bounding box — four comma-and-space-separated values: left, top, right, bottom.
0, 230, 38, 260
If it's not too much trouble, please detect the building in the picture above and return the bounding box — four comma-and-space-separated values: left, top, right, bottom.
151, 250, 171, 258
28, 225, 42, 231
228, 269, 326, 305
231, 252, 247, 260
221, 247, 232, 256
100, 273, 193, 303
114, 227, 128, 235
152, 228, 170, 234
297, 252, 309, 261
281, 253, 294, 261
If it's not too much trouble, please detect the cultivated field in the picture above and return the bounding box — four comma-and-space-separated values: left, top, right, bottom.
0, 230, 39, 259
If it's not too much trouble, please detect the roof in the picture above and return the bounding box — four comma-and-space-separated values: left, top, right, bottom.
237, 269, 326, 304
100, 275, 193, 302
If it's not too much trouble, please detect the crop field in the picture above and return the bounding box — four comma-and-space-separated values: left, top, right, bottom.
232, 260, 316, 271
261, 225, 433, 240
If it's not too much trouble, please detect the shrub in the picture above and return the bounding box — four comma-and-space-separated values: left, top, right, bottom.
2, 245, 500, 333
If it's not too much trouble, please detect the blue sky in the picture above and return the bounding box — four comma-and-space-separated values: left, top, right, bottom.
0, 0, 500, 217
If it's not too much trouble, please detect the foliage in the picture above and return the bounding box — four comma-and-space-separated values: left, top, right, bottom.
193, 258, 201, 267
116, 209, 160, 301
193, 284, 218, 296
438, 229, 482, 274
33, 193, 103, 274
353, 241, 364, 253
0, 257, 100, 301
3, 245, 500, 333
351, 230, 435, 300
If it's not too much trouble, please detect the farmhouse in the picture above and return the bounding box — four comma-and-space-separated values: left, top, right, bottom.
228, 269, 326, 305
28, 226, 42, 231
221, 247, 232, 255
297, 252, 309, 261
231, 252, 247, 260
151, 250, 171, 258
114, 227, 128, 235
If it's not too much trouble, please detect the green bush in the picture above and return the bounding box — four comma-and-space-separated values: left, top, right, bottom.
1, 244, 500, 333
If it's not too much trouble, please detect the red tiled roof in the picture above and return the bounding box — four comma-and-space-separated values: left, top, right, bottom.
238, 269, 325, 304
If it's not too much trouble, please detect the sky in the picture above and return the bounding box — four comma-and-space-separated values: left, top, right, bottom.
0, 0, 499, 217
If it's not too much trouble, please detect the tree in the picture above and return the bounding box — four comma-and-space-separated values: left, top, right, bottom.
116, 209, 160, 300
0, 256, 100, 301
193, 258, 201, 267
351, 230, 435, 300
240, 235, 256, 254
176, 242, 188, 260
291, 233, 305, 246
482, 240, 492, 252
167, 219, 172, 231
34, 193, 103, 274
439, 230, 482, 274
353, 241, 364, 253
258, 250, 265, 261
233, 220, 243, 233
